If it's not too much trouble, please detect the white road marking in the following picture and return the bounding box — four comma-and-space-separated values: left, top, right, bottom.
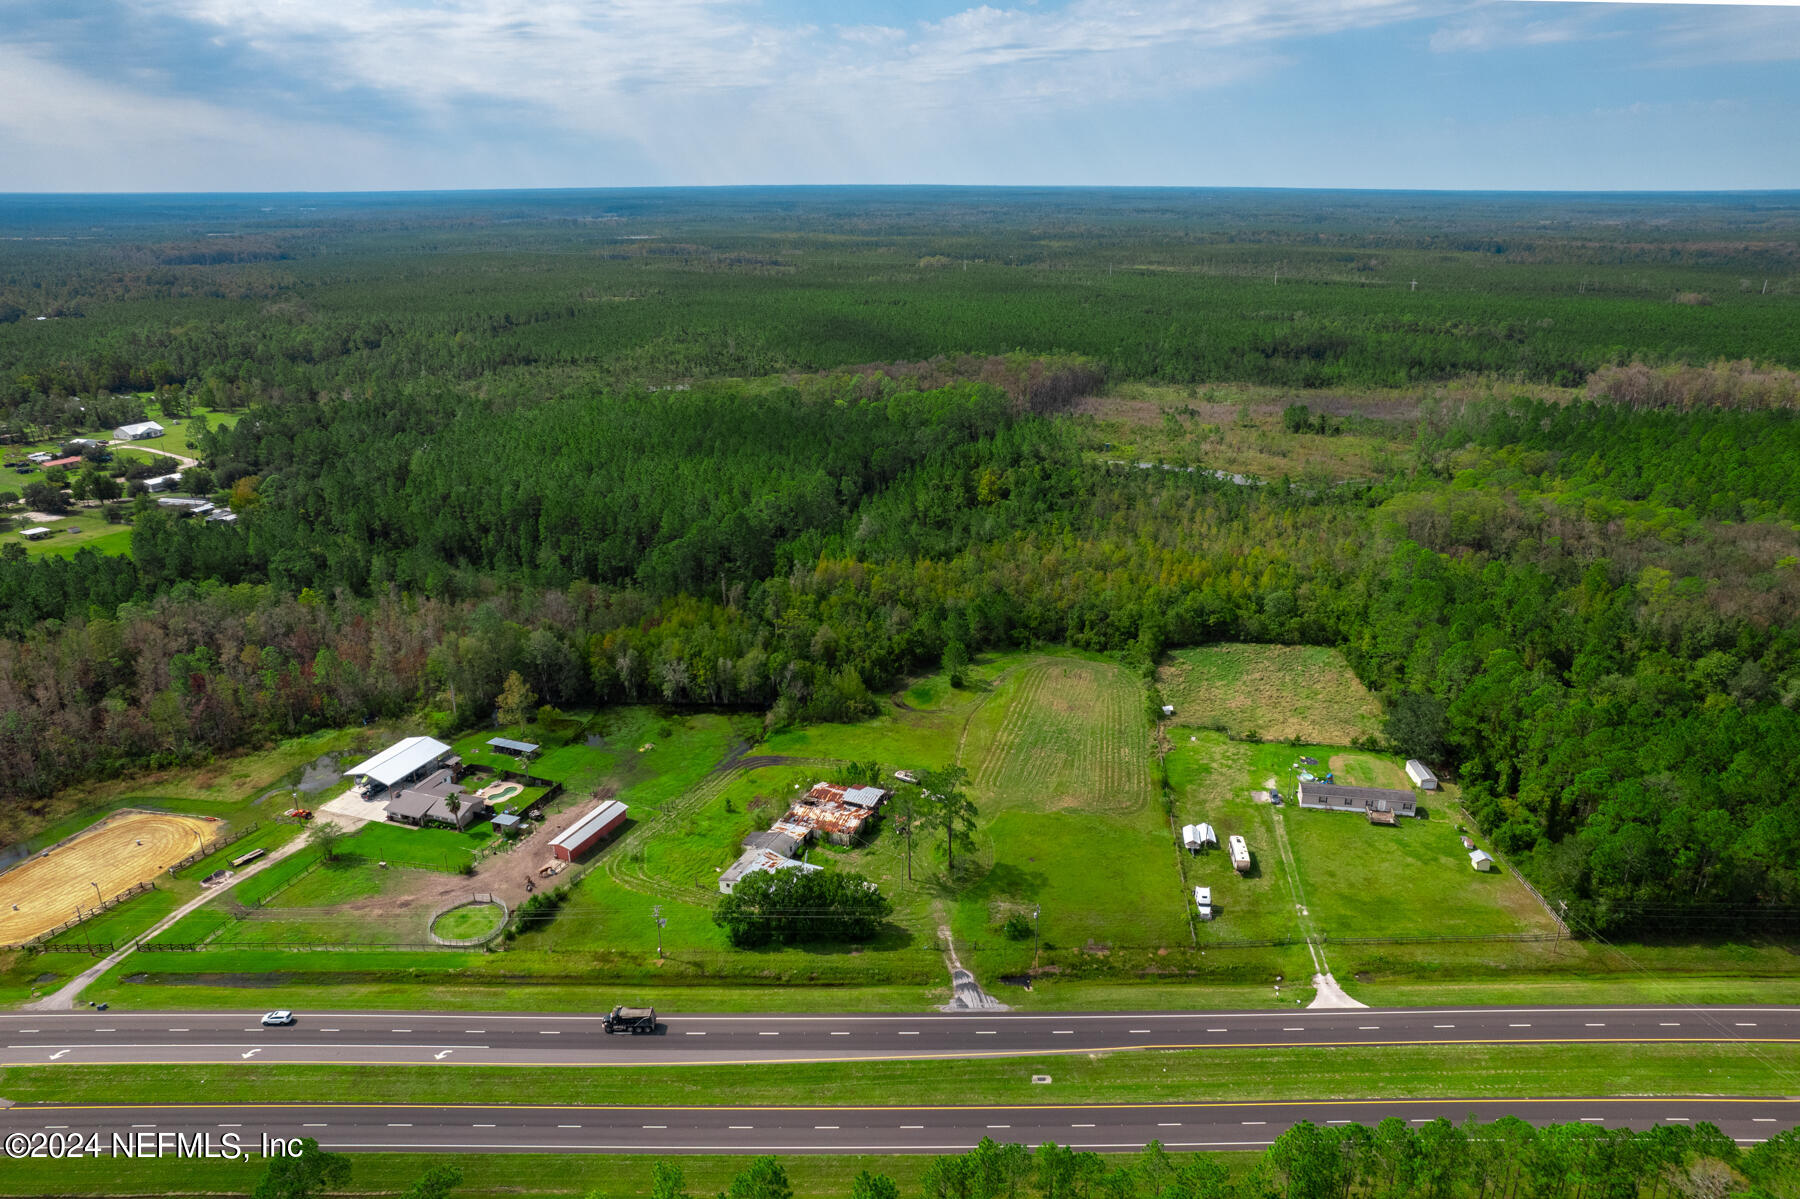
321, 1028, 338, 1033
465, 1029, 486, 1034
1207, 1028, 1228, 1033
1284, 1028, 1304, 1032
434, 1050, 453, 1060
1666, 1117, 1689, 1123
558, 1125, 581, 1129
759, 1032, 779, 1037
987, 1125, 1011, 1130
1585, 1023, 1605, 1027
1053, 1030, 1074, 1035
1073, 1124, 1096, 1128
1581, 1118, 1606, 1123
241, 1049, 261, 1059
1509, 1024, 1531, 1028
388, 1123, 412, 1128
47, 1050, 69, 1060
977, 1031, 997, 1035
1358, 1026, 1379, 1030
392, 1029, 412, 1033
131, 1124, 155, 1128
901, 1125, 925, 1129
1433, 1025, 1455, 1029
167, 1029, 187, 1033
1157, 1123, 1182, 1127
1131, 1029, 1152, 1034
830, 1032, 849, 1036
1660, 1023, 1680, 1027
304, 1124, 328, 1128
686, 1031, 706, 1036
1242, 1122, 1267, 1126
539, 1031, 560, 1035
1328, 1120, 1352, 1125
219, 1123, 242, 1128
643, 1125, 667, 1129
816, 1125, 840, 1130
899, 1031, 919, 1036
95, 1028, 115, 1032
729, 1126, 754, 1130
1737, 1023, 1758, 1027
1755, 1119, 1778, 1123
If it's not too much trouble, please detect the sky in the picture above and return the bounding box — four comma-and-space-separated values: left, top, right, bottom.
0, 0, 1797, 192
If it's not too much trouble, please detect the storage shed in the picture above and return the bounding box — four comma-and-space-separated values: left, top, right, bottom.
1405, 760, 1439, 790
20, 526, 51, 540
1470, 849, 1495, 872
1196, 822, 1217, 847
550, 800, 629, 862
487, 737, 539, 758
1182, 824, 1202, 852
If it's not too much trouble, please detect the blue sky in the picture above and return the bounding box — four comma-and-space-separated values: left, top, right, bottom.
1, 0, 1796, 191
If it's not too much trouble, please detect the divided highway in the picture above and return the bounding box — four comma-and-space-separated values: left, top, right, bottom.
3, 1098, 1793, 1154
1, 1006, 1794, 1067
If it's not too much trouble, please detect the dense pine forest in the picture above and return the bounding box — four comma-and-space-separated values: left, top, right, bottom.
1, 189, 1798, 935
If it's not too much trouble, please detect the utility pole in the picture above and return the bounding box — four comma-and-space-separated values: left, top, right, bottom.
1410, 280, 1417, 292
90, 881, 102, 908
652, 904, 667, 959
1032, 905, 1041, 969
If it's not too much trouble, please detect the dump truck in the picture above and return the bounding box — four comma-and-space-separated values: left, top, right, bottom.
603, 1005, 659, 1034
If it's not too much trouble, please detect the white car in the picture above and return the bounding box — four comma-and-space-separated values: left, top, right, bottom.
261, 1010, 295, 1027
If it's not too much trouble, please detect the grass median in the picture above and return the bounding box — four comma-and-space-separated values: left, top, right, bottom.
6, 1042, 1798, 1110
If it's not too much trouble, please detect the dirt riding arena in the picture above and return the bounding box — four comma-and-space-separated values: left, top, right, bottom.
0, 810, 215, 945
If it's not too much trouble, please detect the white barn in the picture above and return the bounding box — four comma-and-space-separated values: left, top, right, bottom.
1405, 760, 1439, 790
115, 421, 166, 441
343, 736, 455, 794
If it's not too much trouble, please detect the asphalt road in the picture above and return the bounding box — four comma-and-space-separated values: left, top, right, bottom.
1, 1006, 1794, 1067
2, 1098, 1792, 1154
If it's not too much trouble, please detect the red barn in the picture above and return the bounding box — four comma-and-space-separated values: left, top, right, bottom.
550, 800, 628, 862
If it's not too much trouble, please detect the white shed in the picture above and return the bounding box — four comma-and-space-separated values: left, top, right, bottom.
1182, 824, 1202, 852
1196, 822, 1217, 847
1405, 760, 1439, 790
1469, 849, 1495, 872
20, 526, 51, 540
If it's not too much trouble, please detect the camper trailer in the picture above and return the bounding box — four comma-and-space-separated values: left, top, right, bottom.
1193, 885, 1213, 921
1228, 835, 1251, 874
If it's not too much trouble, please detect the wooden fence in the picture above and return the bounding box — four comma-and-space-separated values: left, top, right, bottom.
166, 821, 261, 876
16, 880, 155, 949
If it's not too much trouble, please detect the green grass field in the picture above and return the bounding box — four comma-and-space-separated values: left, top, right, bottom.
1157, 643, 1383, 745
42, 885, 183, 949
13, 518, 133, 558
433, 901, 505, 941
342, 819, 494, 871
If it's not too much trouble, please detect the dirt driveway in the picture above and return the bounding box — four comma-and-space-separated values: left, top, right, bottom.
336, 791, 613, 926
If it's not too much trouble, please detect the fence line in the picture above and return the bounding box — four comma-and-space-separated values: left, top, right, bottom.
15, 880, 155, 949
1321, 931, 1563, 946
1455, 803, 1570, 936
167, 820, 262, 876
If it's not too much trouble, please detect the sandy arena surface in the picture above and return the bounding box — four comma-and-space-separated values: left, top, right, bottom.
0, 811, 216, 944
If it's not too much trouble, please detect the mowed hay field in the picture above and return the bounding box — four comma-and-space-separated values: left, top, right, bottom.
1158, 643, 1382, 745
957, 657, 1188, 954
969, 657, 1151, 815
0, 811, 215, 944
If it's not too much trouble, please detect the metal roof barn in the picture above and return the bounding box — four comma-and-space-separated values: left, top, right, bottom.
488, 737, 539, 755
342, 736, 454, 789
551, 800, 628, 862
1405, 760, 1439, 790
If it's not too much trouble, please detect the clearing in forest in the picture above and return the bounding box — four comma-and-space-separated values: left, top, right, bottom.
1158, 643, 1382, 746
